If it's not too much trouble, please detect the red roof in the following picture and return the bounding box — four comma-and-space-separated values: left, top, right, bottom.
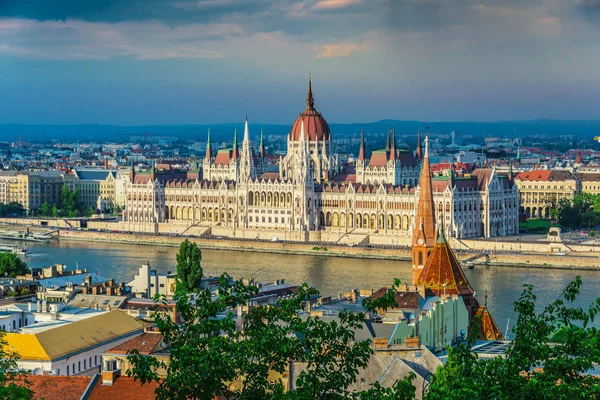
367, 151, 389, 167
88, 376, 160, 400
289, 111, 330, 142
105, 331, 163, 356
516, 170, 575, 182
23, 375, 92, 400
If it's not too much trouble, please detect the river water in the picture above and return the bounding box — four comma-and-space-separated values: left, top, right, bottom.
12, 238, 600, 335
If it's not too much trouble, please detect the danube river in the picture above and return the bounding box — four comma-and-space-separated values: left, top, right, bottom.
13, 238, 600, 335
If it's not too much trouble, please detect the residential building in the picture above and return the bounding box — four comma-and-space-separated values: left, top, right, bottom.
0, 171, 74, 210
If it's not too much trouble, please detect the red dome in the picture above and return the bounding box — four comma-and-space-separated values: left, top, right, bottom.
289, 77, 331, 142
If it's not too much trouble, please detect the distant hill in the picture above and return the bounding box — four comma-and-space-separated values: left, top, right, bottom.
1, 119, 599, 142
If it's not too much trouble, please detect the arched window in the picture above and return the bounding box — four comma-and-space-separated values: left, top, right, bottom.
418, 252, 423, 265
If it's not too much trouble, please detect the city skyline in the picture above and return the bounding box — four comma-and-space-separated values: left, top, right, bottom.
1, 0, 600, 125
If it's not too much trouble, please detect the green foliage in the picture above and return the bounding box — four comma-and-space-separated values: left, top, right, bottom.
51, 204, 58, 218
426, 276, 600, 399
0, 202, 25, 218
128, 243, 415, 400
0, 253, 27, 278
175, 239, 203, 293
0, 331, 33, 399
129, 243, 600, 400
113, 204, 122, 215
39, 202, 51, 217
556, 193, 600, 229
59, 186, 85, 217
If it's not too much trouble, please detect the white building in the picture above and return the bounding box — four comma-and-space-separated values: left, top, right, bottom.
122, 78, 519, 240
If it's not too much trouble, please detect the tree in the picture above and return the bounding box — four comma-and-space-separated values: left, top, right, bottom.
59, 186, 82, 217
128, 242, 600, 399
0, 203, 25, 218
175, 239, 203, 293
0, 330, 33, 399
128, 243, 415, 400
40, 202, 51, 217
113, 204, 122, 215
51, 204, 58, 218
426, 276, 600, 399
0, 253, 27, 278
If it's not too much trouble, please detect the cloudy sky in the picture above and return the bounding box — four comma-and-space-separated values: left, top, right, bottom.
1, 0, 599, 125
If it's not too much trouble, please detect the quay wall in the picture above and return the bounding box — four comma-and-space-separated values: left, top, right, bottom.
1, 218, 599, 270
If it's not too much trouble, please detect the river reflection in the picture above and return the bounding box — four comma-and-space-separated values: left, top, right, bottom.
14, 239, 600, 334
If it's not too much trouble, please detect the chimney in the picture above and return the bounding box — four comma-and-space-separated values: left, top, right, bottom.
101, 359, 121, 386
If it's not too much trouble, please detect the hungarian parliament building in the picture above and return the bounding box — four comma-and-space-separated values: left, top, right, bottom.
123, 79, 519, 244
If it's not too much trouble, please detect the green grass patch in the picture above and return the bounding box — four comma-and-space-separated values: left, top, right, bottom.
520, 219, 551, 233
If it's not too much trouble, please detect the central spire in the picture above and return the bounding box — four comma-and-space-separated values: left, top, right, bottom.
306, 71, 314, 109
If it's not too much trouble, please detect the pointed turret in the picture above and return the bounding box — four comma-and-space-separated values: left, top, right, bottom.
411, 133, 436, 284
358, 129, 367, 162
416, 129, 423, 162
386, 129, 391, 151
232, 127, 239, 160
239, 116, 254, 181
259, 127, 265, 159
516, 144, 521, 162
205, 128, 212, 161
508, 160, 514, 181
243, 116, 250, 142
390, 129, 397, 161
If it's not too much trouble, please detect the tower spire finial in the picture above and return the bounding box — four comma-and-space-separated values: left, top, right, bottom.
306, 70, 314, 109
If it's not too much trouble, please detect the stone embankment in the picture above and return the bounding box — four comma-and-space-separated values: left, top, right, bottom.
57, 229, 600, 271
1, 219, 599, 270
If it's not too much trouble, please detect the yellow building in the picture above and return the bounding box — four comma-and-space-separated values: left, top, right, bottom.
514, 170, 577, 219
74, 168, 117, 211
4, 310, 145, 376
0, 171, 73, 210
574, 172, 600, 196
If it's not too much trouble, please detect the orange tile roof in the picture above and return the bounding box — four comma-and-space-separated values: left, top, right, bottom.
105, 332, 163, 356
22, 375, 92, 400
416, 232, 474, 297
88, 376, 160, 400
474, 306, 504, 340
516, 169, 575, 182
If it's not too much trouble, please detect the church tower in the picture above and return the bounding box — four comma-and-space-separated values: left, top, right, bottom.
411, 133, 436, 284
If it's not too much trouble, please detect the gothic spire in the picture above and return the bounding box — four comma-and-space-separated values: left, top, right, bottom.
205, 128, 212, 161
386, 129, 391, 151
416, 129, 423, 162
243, 115, 250, 142
259, 126, 265, 159
306, 71, 314, 109
390, 129, 397, 161
411, 128, 436, 284
358, 128, 366, 162
232, 127, 239, 160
